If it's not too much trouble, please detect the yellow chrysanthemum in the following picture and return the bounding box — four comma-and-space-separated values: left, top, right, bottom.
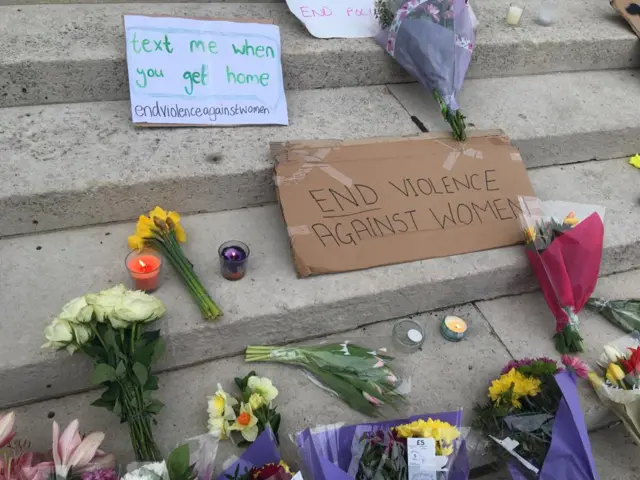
488, 368, 541, 408
148, 206, 186, 242
394, 419, 460, 456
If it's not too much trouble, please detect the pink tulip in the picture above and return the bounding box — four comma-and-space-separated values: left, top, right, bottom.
0, 411, 16, 449
52, 420, 105, 479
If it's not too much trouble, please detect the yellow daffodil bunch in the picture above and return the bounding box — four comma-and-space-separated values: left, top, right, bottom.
488, 368, 542, 408
128, 206, 222, 321
207, 373, 282, 445
394, 418, 461, 456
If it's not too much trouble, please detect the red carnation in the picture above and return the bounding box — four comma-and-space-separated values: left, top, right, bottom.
249, 463, 292, 480
620, 347, 640, 374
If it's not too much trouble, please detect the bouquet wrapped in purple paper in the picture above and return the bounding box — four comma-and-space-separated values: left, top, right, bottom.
217, 428, 298, 480
374, 0, 475, 140
296, 411, 469, 479
473, 357, 598, 479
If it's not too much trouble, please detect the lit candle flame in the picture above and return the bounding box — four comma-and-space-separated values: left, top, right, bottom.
138, 259, 147, 269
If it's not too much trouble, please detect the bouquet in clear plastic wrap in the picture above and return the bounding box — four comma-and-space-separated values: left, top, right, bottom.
518, 197, 606, 353
588, 331, 640, 444
296, 411, 469, 479
374, 0, 475, 140
586, 297, 640, 333
245, 341, 407, 416
473, 357, 598, 479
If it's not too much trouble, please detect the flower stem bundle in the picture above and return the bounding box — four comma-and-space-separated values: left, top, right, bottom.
586, 297, 640, 333
128, 207, 222, 321
43, 285, 167, 461
245, 342, 406, 416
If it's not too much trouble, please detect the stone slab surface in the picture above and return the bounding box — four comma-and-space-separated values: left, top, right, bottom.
1, 157, 640, 407
388, 69, 640, 169
5, 70, 640, 237
0, 305, 518, 469
6, 306, 632, 475
1, 0, 638, 107
476, 269, 640, 430
0, 86, 418, 236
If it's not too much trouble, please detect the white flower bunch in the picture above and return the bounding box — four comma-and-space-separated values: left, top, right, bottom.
122, 462, 168, 480
43, 284, 166, 353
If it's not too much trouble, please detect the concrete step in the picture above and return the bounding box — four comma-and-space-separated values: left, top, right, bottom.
7, 278, 636, 473
4, 70, 640, 237
1, 155, 639, 408
1, 0, 638, 107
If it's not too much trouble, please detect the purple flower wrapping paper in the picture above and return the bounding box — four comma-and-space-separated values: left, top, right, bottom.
375, 0, 474, 113
215, 429, 281, 480
295, 411, 469, 479
507, 370, 599, 480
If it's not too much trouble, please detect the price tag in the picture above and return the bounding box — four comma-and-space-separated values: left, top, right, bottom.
407, 438, 437, 480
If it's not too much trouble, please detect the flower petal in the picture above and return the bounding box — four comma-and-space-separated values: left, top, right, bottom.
58, 419, 81, 465
52, 421, 61, 467
241, 425, 259, 443
174, 224, 187, 243
148, 207, 168, 221
67, 432, 105, 468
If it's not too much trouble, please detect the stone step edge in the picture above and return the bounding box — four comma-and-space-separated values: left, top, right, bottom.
0, 156, 638, 407
4, 69, 640, 238
1, 0, 639, 107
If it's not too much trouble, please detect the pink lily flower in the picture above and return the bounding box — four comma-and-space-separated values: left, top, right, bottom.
0, 411, 16, 449
52, 420, 105, 479
19, 453, 54, 480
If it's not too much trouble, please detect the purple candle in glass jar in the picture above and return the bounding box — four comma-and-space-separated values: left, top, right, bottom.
218, 241, 250, 281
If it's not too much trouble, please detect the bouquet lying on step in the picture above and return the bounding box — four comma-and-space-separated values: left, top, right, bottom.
217, 428, 298, 480
586, 297, 640, 333
518, 197, 605, 353
245, 341, 407, 416
473, 356, 598, 479
296, 411, 469, 479
374, 0, 476, 140
588, 332, 640, 444
42, 285, 167, 461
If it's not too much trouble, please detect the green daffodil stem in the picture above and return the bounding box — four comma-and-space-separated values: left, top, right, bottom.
145, 237, 222, 321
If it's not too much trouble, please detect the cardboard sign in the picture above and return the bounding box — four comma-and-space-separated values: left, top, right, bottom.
273, 131, 536, 277
123, 15, 288, 126
611, 0, 640, 38
285, 0, 379, 38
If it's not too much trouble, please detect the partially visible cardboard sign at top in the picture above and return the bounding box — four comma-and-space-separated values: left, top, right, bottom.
611, 0, 640, 38
273, 131, 536, 278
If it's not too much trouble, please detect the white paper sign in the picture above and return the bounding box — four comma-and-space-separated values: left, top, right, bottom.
285, 0, 379, 38
407, 438, 448, 480
123, 15, 288, 126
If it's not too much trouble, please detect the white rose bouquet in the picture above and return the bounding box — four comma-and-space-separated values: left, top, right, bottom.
43, 285, 166, 462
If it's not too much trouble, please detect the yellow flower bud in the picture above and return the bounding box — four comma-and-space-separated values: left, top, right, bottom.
606, 363, 625, 384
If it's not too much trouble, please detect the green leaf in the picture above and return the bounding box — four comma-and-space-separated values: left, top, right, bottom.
104, 328, 120, 352
132, 362, 148, 386
91, 397, 115, 411
146, 399, 165, 415
82, 345, 108, 361
115, 361, 126, 379
91, 363, 117, 385
145, 375, 159, 391
101, 382, 121, 402
167, 444, 190, 480
152, 338, 166, 362
234, 377, 244, 391
142, 329, 161, 343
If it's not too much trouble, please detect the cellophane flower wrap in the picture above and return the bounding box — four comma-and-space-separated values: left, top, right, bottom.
588, 331, 640, 444
216, 428, 294, 480
374, 0, 475, 140
245, 341, 408, 417
295, 411, 469, 479
473, 357, 598, 479
586, 297, 640, 333
518, 197, 605, 353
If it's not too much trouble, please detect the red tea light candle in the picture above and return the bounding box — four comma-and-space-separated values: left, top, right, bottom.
126, 249, 162, 292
